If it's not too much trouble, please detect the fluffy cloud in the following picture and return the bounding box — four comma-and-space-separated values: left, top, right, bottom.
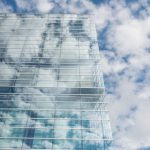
107, 18, 150, 55
102, 8, 150, 150
15, 0, 33, 11
14, 0, 54, 12
36, 0, 54, 13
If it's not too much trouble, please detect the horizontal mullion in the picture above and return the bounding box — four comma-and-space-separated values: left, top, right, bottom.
0, 71, 101, 75
0, 81, 99, 83
0, 94, 104, 97
0, 25, 90, 27
0, 35, 96, 38
3, 63, 100, 66
0, 147, 111, 150
0, 137, 112, 141
0, 47, 97, 50
0, 26, 93, 28
0, 50, 95, 52
0, 94, 105, 97
1, 53, 99, 55
0, 149, 105, 150
0, 67, 101, 70
0, 27, 91, 30
1, 57, 100, 59
0, 95, 105, 99
0, 96, 105, 100
0, 14, 89, 16
0, 100, 106, 103
0, 35, 92, 38
0, 49, 99, 52
0, 117, 108, 121
0, 79, 96, 82
0, 43, 92, 45
0, 96, 107, 100
0, 70, 100, 73
0, 50, 99, 53
3, 61, 100, 64
0, 101, 106, 104
0, 29, 92, 31
0, 43, 94, 46
0, 21, 89, 24
0, 74, 98, 76
0, 108, 108, 112
0, 126, 110, 130
0, 28, 89, 31
0, 86, 104, 88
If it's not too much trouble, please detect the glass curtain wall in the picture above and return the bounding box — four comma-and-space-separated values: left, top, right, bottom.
0, 13, 112, 149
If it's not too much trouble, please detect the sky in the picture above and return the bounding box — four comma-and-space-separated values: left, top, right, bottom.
0, 0, 150, 150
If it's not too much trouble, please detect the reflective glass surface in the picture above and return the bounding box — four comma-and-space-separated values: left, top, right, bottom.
0, 13, 112, 149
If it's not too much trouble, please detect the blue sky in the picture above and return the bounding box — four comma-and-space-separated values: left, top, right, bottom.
0, 0, 150, 149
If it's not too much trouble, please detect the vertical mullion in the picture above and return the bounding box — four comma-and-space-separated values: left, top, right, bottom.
21, 102, 31, 149
52, 96, 56, 150
80, 96, 83, 149
20, 15, 35, 149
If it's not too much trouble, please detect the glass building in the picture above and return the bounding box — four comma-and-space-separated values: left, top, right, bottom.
0, 13, 112, 149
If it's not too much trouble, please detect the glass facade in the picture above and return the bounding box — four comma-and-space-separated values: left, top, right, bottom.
0, 13, 112, 149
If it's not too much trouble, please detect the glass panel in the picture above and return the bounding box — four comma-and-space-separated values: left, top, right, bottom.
0, 138, 23, 148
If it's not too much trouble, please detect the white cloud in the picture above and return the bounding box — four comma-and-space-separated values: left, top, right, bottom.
15, 0, 54, 12
102, 53, 127, 74
94, 5, 112, 31
15, 0, 32, 10
107, 17, 150, 56
108, 75, 150, 150
36, 0, 54, 13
